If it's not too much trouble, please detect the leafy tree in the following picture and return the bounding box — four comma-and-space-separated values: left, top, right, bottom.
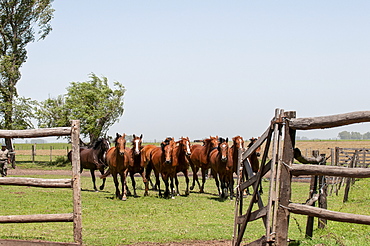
0, 96, 37, 129
363, 132, 370, 140
36, 73, 126, 144
350, 131, 362, 140
338, 131, 351, 140
0, 0, 54, 148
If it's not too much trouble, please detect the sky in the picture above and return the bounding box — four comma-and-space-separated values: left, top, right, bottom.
17, 1, 370, 142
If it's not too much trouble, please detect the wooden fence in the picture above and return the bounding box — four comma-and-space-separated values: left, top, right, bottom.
0, 120, 82, 245
233, 110, 370, 246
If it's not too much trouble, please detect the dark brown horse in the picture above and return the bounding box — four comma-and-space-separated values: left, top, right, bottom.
149, 138, 177, 198
189, 136, 219, 193
103, 133, 130, 200
245, 137, 262, 195
68, 138, 110, 191
210, 137, 233, 199
173, 137, 192, 196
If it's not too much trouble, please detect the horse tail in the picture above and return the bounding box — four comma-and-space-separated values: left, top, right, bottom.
100, 168, 111, 179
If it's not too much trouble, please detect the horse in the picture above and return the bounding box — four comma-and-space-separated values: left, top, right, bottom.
149, 138, 177, 198
103, 133, 130, 200
209, 137, 233, 199
173, 137, 192, 196
189, 136, 219, 193
125, 134, 150, 197
228, 135, 245, 198
245, 137, 262, 195
68, 138, 110, 191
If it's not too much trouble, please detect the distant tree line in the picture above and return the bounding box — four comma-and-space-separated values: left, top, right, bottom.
338, 131, 370, 140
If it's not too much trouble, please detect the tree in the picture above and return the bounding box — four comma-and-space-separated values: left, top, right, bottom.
338, 131, 351, 140
0, 0, 54, 146
36, 73, 126, 144
350, 131, 362, 140
363, 132, 370, 140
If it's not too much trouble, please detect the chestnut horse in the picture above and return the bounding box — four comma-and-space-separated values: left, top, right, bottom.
149, 138, 177, 198
229, 135, 245, 197
104, 133, 130, 200
173, 137, 192, 196
68, 138, 110, 191
189, 136, 219, 193
126, 134, 147, 197
209, 137, 232, 199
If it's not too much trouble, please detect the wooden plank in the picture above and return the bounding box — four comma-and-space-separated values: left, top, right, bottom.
242, 126, 270, 160
288, 203, 370, 225
245, 236, 267, 246
0, 127, 71, 138
0, 177, 72, 188
237, 206, 268, 224
290, 164, 370, 178
0, 213, 73, 223
289, 111, 370, 130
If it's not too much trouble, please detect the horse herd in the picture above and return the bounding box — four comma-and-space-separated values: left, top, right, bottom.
69, 134, 261, 200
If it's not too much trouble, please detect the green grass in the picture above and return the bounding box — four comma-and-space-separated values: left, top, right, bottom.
0, 170, 369, 245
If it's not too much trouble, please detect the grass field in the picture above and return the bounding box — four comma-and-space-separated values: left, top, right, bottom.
1, 140, 370, 245
0, 169, 369, 245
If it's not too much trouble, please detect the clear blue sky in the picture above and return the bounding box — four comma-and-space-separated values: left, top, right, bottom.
17, 1, 370, 142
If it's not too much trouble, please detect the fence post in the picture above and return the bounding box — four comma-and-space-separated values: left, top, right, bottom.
71, 120, 82, 244
31, 144, 35, 163
275, 111, 296, 246
50, 146, 53, 162
318, 154, 327, 229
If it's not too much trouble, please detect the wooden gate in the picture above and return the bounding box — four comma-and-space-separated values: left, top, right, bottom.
0, 120, 82, 245
233, 110, 370, 246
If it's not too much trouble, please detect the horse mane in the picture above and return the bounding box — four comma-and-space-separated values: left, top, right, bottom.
92, 138, 104, 150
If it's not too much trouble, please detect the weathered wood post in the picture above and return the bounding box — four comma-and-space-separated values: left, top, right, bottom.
50, 146, 53, 162
71, 120, 82, 244
318, 154, 327, 229
275, 111, 296, 246
343, 151, 358, 203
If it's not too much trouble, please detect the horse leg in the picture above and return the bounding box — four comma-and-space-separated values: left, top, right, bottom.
120, 171, 127, 201
99, 168, 106, 190
174, 174, 180, 196
130, 172, 137, 197
155, 171, 161, 197
200, 167, 207, 193
169, 176, 175, 199
140, 170, 149, 197
112, 173, 121, 199
190, 165, 200, 191
161, 173, 169, 198
212, 169, 221, 197
90, 169, 98, 192
184, 169, 190, 196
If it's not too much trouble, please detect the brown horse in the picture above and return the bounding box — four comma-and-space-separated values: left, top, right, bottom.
68, 138, 110, 191
189, 136, 219, 193
173, 137, 192, 196
125, 134, 148, 197
104, 133, 129, 200
228, 135, 245, 198
245, 137, 262, 195
141, 144, 158, 195
149, 138, 177, 198
209, 137, 232, 199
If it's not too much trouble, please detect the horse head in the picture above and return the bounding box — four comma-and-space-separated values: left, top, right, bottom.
132, 134, 143, 156
161, 137, 174, 164
232, 136, 245, 151
248, 137, 261, 157
115, 133, 126, 156
218, 137, 229, 162
179, 137, 191, 156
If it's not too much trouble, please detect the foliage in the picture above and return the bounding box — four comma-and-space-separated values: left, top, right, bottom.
0, 96, 37, 129
0, 0, 54, 130
337, 131, 370, 140
35, 73, 125, 143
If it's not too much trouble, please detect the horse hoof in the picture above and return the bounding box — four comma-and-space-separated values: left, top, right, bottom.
99, 186, 104, 190
190, 186, 194, 191
122, 196, 127, 201
94, 190, 99, 193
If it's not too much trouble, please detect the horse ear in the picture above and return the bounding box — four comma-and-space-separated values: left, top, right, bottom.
226, 138, 228, 143
140, 134, 143, 139
122, 133, 126, 138
116, 133, 120, 138
133, 134, 136, 138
